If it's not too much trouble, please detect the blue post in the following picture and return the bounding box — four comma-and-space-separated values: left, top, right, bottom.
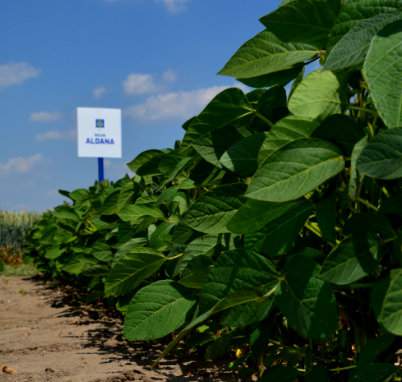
98, 157, 105, 182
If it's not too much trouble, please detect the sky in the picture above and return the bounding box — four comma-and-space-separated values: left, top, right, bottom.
0, 0, 280, 212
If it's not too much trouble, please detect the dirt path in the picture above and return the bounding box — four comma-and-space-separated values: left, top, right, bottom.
0, 277, 235, 382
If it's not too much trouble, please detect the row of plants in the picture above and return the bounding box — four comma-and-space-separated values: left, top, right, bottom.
27, 0, 402, 380
0, 211, 39, 267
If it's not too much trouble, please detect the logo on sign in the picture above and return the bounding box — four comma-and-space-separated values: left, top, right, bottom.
96, 119, 105, 128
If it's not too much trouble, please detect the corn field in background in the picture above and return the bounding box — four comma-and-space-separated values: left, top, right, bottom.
0, 211, 40, 264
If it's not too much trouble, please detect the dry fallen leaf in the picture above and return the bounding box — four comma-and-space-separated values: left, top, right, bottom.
2, 365, 17, 374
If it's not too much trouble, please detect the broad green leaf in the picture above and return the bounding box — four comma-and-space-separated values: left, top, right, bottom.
328, 0, 402, 46
101, 186, 133, 216
179, 256, 212, 289
320, 240, 368, 285
174, 235, 218, 275
228, 199, 303, 234
258, 116, 319, 165
363, 21, 402, 128
289, 70, 342, 120
372, 269, 402, 335
247, 139, 345, 202
183, 193, 243, 234
219, 30, 318, 79
148, 222, 174, 251
45, 247, 64, 260
221, 299, 273, 329
127, 149, 164, 174
313, 114, 365, 155
238, 65, 303, 88
357, 128, 402, 179
123, 280, 195, 341
220, 133, 265, 177
260, 0, 341, 48
104, 248, 166, 297
349, 136, 368, 200
184, 119, 242, 167
260, 200, 313, 256
63, 256, 99, 276
325, 12, 402, 71
118, 204, 164, 225
200, 250, 280, 328
277, 254, 338, 340
198, 88, 255, 129
92, 243, 113, 263
53, 206, 80, 223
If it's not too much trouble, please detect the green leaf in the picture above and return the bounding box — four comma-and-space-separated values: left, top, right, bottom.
104, 248, 166, 297
123, 280, 195, 341
289, 70, 342, 120
174, 235, 218, 275
247, 139, 345, 202
118, 204, 164, 225
320, 240, 368, 285
372, 269, 402, 335
313, 115, 365, 155
127, 149, 164, 174
260, 0, 341, 48
258, 116, 319, 165
198, 88, 255, 129
53, 206, 80, 223
63, 256, 99, 276
325, 12, 402, 71
260, 200, 313, 256
349, 136, 368, 200
357, 128, 402, 179
219, 30, 318, 79
220, 133, 265, 177
363, 21, 402, 128
228, 199, 304, 234
277, 254, 338, 340
45, 247, 64, 260
200, 250, 279, 313
183, 193, 243, 234
238, 65, 303, 88
328, 0, 402, 46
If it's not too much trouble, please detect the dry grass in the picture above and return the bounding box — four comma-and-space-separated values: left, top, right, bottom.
0, 211, 40, 267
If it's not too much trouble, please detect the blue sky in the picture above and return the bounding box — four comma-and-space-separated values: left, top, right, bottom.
0, 0, 280, 212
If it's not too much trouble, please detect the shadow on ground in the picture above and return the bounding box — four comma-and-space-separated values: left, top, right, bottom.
32, 276, 240, 382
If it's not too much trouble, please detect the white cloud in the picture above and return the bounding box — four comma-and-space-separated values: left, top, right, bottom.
123, 73, 158, 95
30, 112, 62, 123
103, 0, 190, 13
0, 154, 43, 175
161, 0, 190, 13
162, 69, 177, 83
125, 85, 228, 121
35, 129, 76, 142
93, 86, 107, 99
0, 62, 40, 88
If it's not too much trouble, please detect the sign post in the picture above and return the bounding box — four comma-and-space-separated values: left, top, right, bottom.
98, 157, 105, 182
77, 108, 122, 181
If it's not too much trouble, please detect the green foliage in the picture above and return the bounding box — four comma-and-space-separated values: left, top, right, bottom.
27, 1, 402, 380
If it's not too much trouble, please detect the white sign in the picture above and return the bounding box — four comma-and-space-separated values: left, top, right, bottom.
77, 107, 122, 158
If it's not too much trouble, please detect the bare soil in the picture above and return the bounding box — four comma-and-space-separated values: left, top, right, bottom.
0, 277, 237, 382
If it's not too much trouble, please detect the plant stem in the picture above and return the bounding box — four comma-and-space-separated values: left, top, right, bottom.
255, 112, 274, 128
